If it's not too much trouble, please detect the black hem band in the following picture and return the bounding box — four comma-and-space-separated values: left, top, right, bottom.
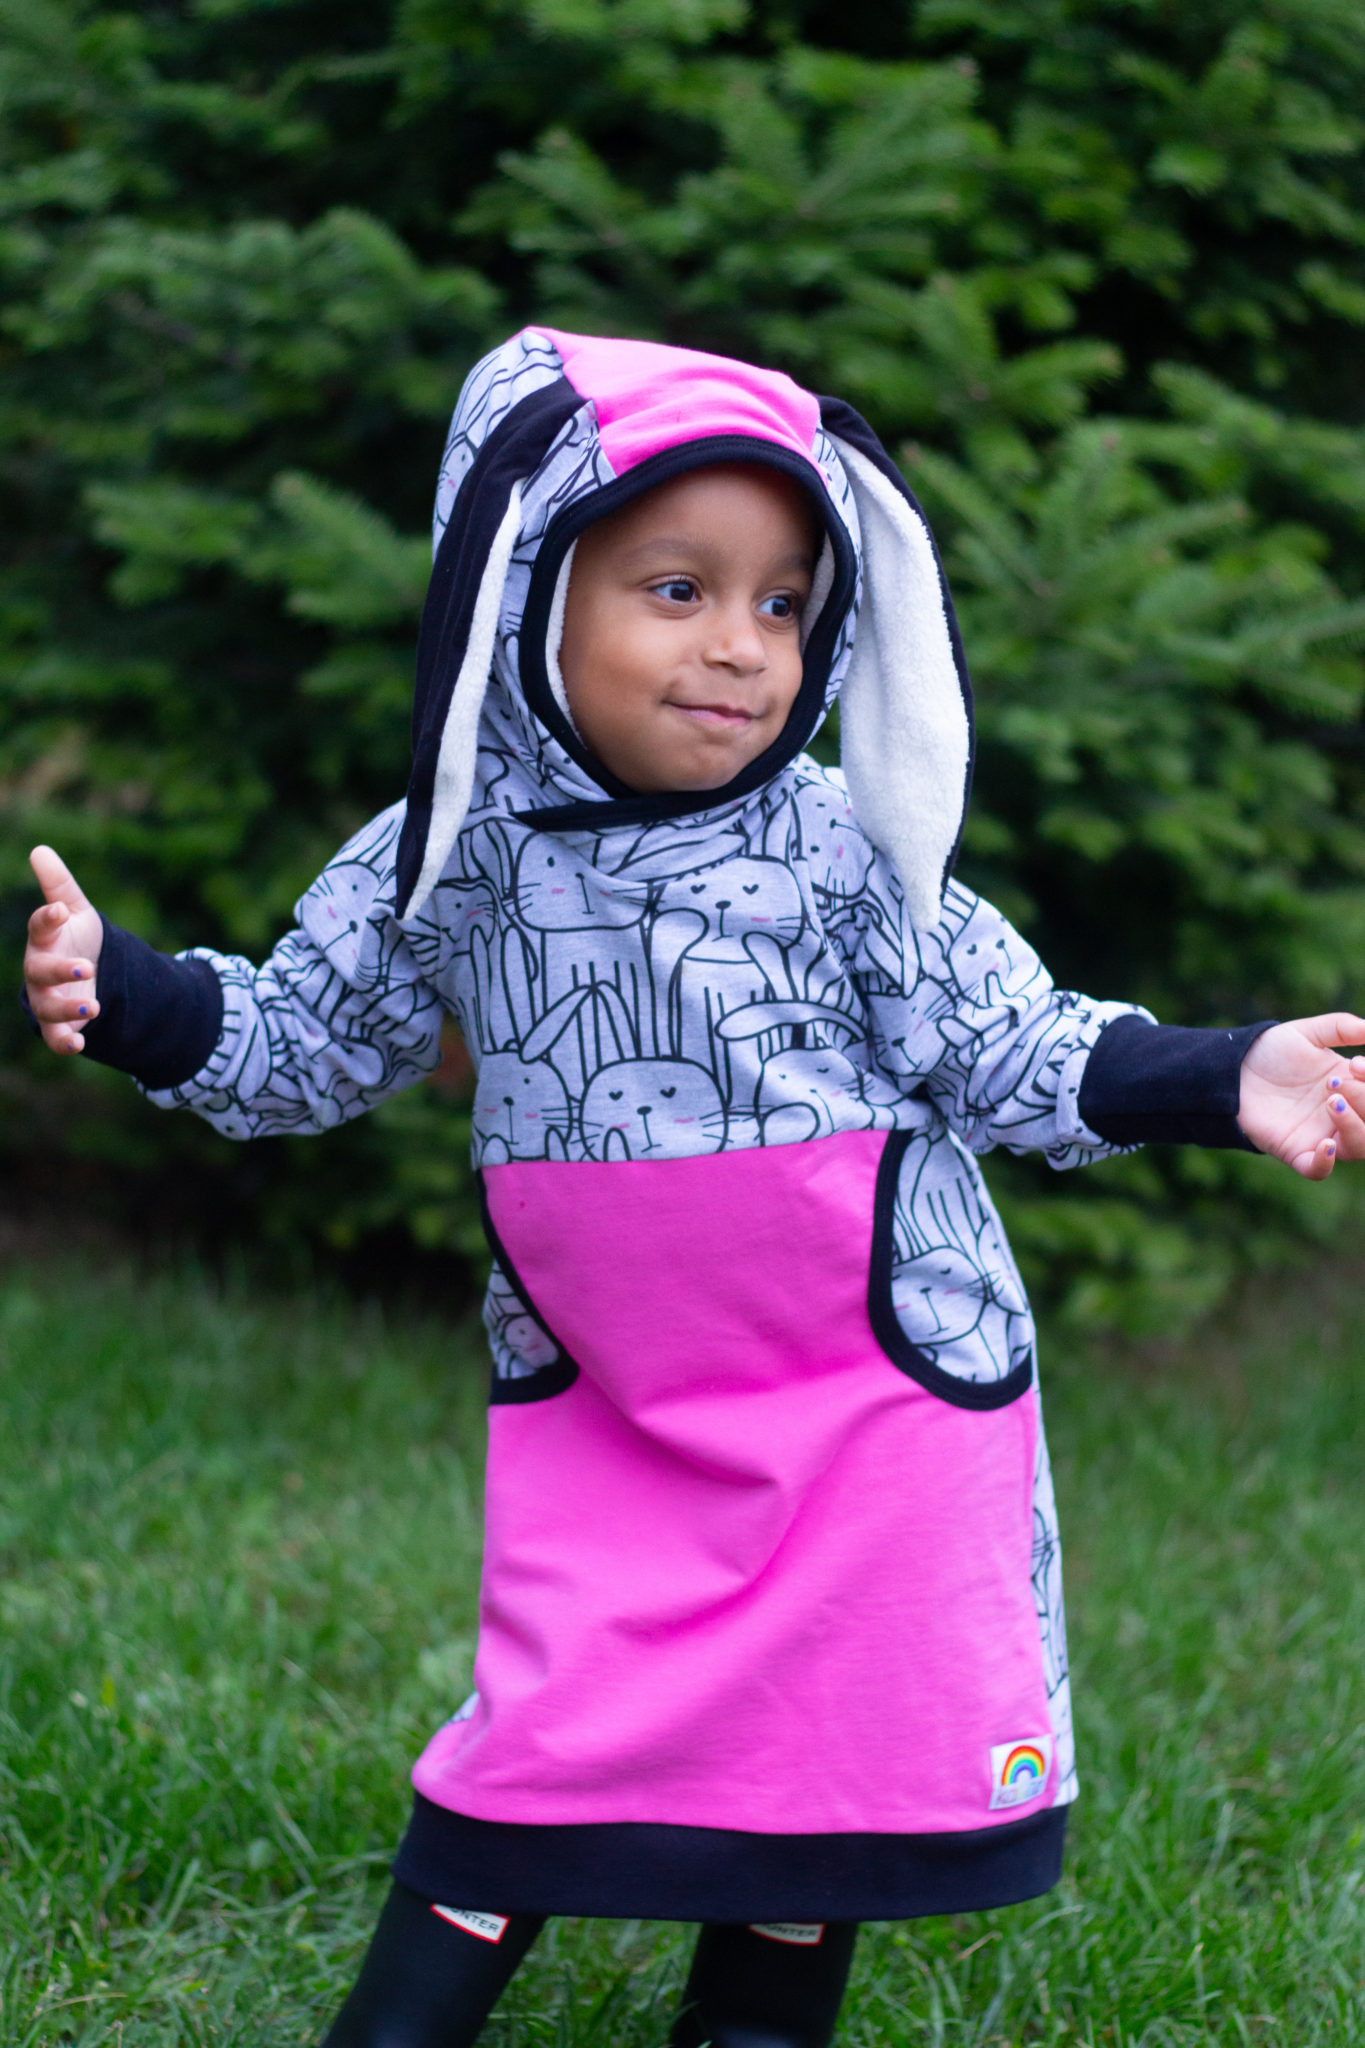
392, 1792, 1067, 1923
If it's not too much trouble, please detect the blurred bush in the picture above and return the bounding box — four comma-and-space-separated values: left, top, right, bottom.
4, 0, 1365, 1324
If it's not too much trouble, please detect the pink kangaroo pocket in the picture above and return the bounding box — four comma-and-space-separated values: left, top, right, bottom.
413, 1129, 1054, 1836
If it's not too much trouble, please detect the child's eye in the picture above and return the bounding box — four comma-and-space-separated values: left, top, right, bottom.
652, 576, 699, 604
759, 593, 799, 621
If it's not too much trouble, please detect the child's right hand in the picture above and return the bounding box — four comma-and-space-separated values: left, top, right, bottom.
24, 846, 104, 1055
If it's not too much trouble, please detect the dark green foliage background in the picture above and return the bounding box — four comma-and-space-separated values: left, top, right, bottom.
6, 0, 1365, 1324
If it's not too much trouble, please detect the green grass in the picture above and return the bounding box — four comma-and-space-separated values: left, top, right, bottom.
2, 1252, 1365, 2045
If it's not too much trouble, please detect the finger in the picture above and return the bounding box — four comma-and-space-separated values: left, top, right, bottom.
1323, 1077, 1361, 1124
23, 953, 97, 989
26, 899, 70, 946
1293, 1134, 1338, 1180
1322, 1097, 1365, 1161
28, 845, 89, 913
1316, 1056, 1365, 1119
27, 984, 99, 1024
41, 1019, 86, 1056
1294, 1070, 1365, 1153
1287, 1013, 1365, 1051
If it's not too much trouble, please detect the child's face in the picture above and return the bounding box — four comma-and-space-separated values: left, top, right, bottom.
558, 464, 819, 794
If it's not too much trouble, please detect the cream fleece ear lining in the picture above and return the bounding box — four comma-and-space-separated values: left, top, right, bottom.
546, 542, 580, 733
830, 437, 970, 932
403, 482, 524, 925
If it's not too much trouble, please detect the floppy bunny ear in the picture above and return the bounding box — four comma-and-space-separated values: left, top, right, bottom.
397, 380, 582, 923
821, 399, 974, 932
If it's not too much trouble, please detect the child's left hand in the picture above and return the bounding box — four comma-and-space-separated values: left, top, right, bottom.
1239, 1015, 1365, 1178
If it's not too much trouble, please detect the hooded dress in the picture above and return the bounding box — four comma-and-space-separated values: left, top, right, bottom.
79, 327, 1268, 1924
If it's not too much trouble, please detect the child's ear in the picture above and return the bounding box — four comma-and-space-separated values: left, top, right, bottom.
824, 410, 973, 933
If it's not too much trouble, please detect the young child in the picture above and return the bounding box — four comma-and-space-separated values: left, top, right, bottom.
23, 328, 1365, 2048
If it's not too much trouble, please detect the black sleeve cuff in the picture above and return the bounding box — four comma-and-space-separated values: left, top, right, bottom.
1077, 1013, 1277, 1150
78, 916, 225, 1090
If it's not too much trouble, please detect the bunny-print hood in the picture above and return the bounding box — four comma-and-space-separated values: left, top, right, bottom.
395, 327, 975, 931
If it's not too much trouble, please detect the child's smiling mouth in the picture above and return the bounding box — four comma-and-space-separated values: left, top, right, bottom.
668, 700, 758, 729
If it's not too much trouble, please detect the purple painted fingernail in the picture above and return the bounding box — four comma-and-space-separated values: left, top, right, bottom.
78, 1005, 87, 1017
71, 968, 82, 980
1330, 1074, 1342, 1089
1327, 1140, 1337, 1155
1333, 1097, 1346, 1113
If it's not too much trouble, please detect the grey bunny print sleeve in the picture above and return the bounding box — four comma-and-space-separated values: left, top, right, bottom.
855, 863, 1148, 1167
145, 805, 444, 1136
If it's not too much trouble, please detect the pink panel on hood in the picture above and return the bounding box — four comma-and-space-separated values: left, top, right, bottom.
535, 326, 822, 478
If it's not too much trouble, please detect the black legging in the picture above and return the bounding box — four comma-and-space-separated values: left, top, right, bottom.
320, 1881, 858, 2048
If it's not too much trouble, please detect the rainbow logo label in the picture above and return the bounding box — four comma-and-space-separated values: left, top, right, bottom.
988, 1735, 1054, 1810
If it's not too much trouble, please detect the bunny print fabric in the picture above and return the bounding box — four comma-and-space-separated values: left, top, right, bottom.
142, 328, 1166, 1922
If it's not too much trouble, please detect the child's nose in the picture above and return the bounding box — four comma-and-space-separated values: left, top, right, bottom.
704, 601, 767, 672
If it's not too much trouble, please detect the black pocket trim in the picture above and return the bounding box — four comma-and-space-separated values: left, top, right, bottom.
868, 1131, 1033, 1411
478, 1175, 580, 1405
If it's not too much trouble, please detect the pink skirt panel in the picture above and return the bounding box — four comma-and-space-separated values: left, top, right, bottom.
413, 1131, 1053, 1837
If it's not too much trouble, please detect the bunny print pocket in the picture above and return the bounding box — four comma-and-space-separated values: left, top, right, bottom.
478, 1178, 579, 1405
867, 1129, 1034, 1411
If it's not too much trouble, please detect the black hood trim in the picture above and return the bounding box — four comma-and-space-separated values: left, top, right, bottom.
397, 375, 585, 918
511, 436, 857, 835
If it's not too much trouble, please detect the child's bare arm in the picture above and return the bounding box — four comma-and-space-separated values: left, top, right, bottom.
23, 846, 104, 1055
